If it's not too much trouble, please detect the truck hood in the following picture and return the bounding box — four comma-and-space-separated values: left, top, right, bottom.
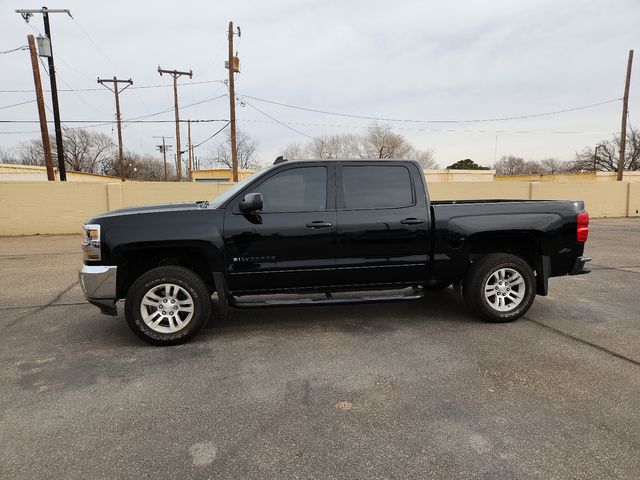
87, 202, 205, 222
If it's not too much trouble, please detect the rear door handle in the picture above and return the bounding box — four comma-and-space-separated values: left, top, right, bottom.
306, 221, 333, 229
400, 218, 426, 225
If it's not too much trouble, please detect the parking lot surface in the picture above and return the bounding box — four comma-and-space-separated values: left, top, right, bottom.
1, 218, 639, 479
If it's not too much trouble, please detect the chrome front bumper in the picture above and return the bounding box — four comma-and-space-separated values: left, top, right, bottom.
79, 265, 118, 315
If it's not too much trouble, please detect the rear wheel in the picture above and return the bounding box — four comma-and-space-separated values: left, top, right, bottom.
125, 266, 211, 346
463, 253, 536, 323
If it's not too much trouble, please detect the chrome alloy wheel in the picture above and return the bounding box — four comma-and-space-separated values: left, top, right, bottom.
139, 283, 195, 334
483, 267, 526, 312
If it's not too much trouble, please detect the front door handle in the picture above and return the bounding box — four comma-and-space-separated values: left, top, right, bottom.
306, 221, 333, 229
400, 218, 425, 225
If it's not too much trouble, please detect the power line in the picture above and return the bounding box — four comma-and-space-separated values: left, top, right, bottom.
239, 94, 623, 125
193, 122, 230, 148
236, 118, 617, 135
0, 120, 224, 135
0, 45, 28, 54
37, 57, 50, 76
124, 93, 227, 122
0, 116, 614, 135
0, 93, 227, 136
70, 16, 119, 71
0, 79, 226, 93
200, 39, 227, 76
0, 119, 227, 125
72, 15, 158, 113
0, 100, 37, 110
241, 99, 315, 140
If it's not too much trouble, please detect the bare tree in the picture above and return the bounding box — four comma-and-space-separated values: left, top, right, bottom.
494, 155, 528, 175
207, 129, 259, 169
63, 129, 116, 174
100, 151, 174, 181
10, 129, 117, 174
278, 123, 437, 167
16, 139, 48, 166
540, 158, 569, 174
408, 149, 437, 169
132, 153, 173, 181
281, 142, 305, 159
0, 146, 19, 164
305, 133, 365, 159
571, 128, 640, 172
494, 155, 547, 175
365, 123, 414, 158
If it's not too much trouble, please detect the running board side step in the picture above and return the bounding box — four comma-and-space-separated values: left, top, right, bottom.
230, 290, 424, 309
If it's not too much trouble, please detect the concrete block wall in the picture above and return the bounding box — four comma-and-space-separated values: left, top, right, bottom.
0, 181, 234, 235
0, 181, 638, 235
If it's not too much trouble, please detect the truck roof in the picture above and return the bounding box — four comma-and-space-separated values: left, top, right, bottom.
274, 157, 416, 165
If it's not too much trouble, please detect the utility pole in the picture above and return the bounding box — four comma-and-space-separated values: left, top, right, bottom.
16, 7, 72, 181
153, 136, 173, 181
162, 137, 168, 181
226, 22, 241, 182
158, 66, 192, 181
97, 77, 133, 182
618, 49, 634, 181
27, 34, 54, 181
187, 119, 193, 182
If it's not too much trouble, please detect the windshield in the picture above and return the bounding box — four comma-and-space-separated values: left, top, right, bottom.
208, 165, 275, 208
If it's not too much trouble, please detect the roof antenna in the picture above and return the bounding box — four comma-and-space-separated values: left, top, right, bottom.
274, 156, 287, 165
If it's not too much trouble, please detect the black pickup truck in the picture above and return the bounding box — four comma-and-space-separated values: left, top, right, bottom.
79, 159, 591, 345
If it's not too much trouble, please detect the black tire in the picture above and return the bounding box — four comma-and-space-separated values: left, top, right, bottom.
462, 253, 536, 323
424, 281, 452, 291
125, 266, 211, 346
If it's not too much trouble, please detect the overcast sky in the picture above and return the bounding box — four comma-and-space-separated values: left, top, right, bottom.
1, 0, 639, 167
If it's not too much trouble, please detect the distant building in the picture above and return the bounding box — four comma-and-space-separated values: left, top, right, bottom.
190, 168, 255, 183
0, 164, 124, 182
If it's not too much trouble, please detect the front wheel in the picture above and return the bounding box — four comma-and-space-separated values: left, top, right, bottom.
125, 266, 211, 346
463, 253, 536, 323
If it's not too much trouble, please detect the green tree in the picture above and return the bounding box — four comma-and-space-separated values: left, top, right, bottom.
446, 158, 489, 170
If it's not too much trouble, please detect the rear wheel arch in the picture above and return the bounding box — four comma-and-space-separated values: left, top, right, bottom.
465, 232, 544, 273
464, 231, 551, 295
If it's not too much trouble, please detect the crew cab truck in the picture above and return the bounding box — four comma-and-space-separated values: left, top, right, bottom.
79, 159, 591, 346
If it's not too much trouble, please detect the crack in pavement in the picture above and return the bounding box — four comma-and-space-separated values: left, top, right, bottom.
590, 264, 640, 275
0, 302, 86, 312
4, 281, 80, 330
524, 317, 640, 368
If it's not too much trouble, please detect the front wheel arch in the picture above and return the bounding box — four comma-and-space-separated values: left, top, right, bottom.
124, 265, 212, 346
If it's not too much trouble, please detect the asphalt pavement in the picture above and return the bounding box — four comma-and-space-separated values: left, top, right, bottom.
0, 218, 639, 479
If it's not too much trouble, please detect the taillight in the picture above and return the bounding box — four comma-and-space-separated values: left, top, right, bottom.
577, 212, 589, 242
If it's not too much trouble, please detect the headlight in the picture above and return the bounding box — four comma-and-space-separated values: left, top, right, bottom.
82, 224, 101, 261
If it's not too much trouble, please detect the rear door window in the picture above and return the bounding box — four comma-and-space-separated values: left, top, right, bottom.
342, 165, 413, 209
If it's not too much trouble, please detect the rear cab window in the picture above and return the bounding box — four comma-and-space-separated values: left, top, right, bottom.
340, 164, 414, 209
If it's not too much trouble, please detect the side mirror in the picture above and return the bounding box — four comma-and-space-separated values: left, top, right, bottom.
239, 192, 263, 213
